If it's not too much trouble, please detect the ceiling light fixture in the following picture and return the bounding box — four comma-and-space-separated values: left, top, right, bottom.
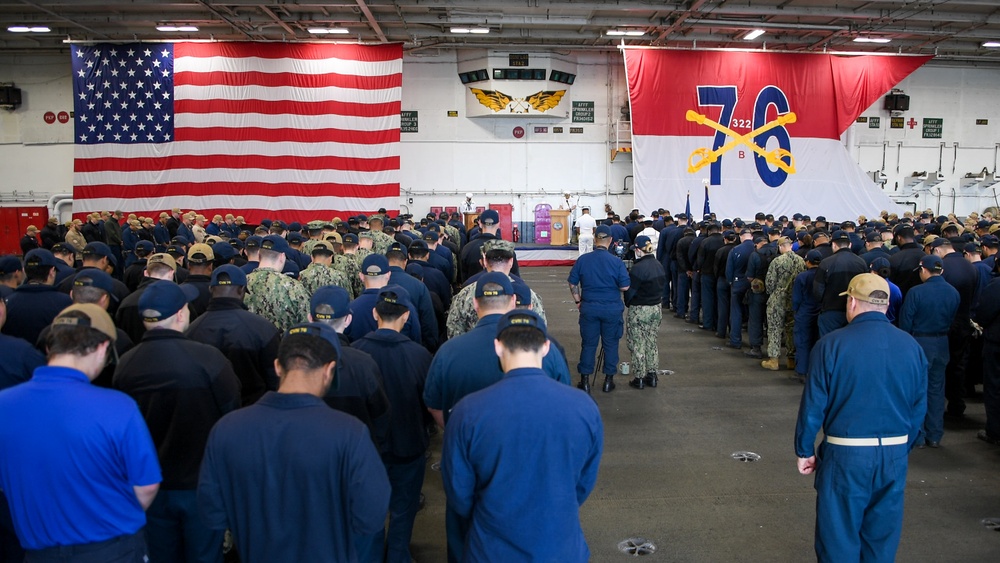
743, 29, 765, 41
607, 30, 644, 37
450, 27, 489, 34
8, 26, 50, 33
606, 30, 626, 36
308, 27, 350, 34
156, 25, 199, 32
983, 41, 1000, 48
854, 37, 891, 44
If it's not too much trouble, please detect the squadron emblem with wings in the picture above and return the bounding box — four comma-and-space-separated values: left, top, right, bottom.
470, 88, 567, 113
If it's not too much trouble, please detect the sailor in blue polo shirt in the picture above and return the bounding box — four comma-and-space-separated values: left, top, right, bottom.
0, 304, 161, 562
795, 273, 926, 562
567, 224, 630, 393
442, 309, 602, 563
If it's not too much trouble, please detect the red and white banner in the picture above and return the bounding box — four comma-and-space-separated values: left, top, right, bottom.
72, 42, 401, 224
623, 49, 931, 220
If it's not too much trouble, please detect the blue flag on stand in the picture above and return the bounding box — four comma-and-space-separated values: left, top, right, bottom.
703, 186, 711, 217
685, 191, 691, 219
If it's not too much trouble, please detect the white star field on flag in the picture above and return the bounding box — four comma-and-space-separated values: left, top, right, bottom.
72, 43, 174, 144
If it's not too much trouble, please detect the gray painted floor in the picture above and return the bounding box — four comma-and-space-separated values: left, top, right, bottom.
410, 266, 1000, 562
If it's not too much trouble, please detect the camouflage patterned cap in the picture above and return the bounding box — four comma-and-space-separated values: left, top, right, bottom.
481, 238, 515, 255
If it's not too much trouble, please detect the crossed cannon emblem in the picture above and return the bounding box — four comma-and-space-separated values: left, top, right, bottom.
685, 110, 798, 175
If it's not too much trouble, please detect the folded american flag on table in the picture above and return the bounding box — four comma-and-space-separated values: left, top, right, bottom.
72, 42, 402, 224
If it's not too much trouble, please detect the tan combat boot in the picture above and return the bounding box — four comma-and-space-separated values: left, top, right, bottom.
786, 358, 796, 371
761, 358, 780, 371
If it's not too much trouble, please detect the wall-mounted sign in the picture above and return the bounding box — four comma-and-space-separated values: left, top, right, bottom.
57, 111, 69, 124
513, 126, 525, 138
856, 116, 868, 123
534, 126, 548, 133
977, 119, 989, 125
509, 54, 529, 67
922, 117, 943, 139
447, 110, 459, 117
43, 111, 55, 124
890, 116, 904, 129
570, 127, 584, 134
400, 111, 418, 133
553, 126, 564, 133
572, 101, 594, 123
868, 117, 880, 129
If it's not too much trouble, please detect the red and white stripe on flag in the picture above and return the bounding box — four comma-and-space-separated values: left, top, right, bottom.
73, 42, 402, 224
623, 49, 931, 220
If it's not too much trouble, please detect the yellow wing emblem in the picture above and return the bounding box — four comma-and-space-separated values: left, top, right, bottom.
526, 90, 567, 112
470, 88, 513, 112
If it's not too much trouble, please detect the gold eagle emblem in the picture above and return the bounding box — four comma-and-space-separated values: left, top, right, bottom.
470, 88, 567, 113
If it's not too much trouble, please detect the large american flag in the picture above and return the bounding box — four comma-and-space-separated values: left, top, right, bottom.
72, 42, 401, 224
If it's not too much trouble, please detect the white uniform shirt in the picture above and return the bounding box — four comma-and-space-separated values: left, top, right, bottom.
575, 214, 597, 237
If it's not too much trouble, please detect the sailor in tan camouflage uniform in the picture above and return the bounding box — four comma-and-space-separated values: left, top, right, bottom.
366, 215, 395, 256
445, 238, 545, 339
244, 235, 310, 334
762, 236, 805, 370
298, 241, 353, 297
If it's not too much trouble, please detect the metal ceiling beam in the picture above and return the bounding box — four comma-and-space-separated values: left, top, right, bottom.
192, 0, 256, 39
17, 0, 110, 38
355, 0, 387, 42
259, 5, 296, 36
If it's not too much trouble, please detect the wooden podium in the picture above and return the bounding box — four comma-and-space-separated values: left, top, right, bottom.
550, 209, 572, 246
463, 212, 478, 233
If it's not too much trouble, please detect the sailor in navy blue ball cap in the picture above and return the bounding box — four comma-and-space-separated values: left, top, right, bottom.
479, 209, 500, 226
286, 322, 342, 361
211, 242, 237, 265
135, 240, 154, 256
311, 286, 351, 321
139, 280, 200, 323
72, 269, 119, 302
211, 264, 247, 287
362, 253, 390, 276
377, 284, 413, 310
24, 248, 60, 269
476, 271, 515, 298
495, 308, 548, 339
595, 225, 612, 239
260, 234, 290, 254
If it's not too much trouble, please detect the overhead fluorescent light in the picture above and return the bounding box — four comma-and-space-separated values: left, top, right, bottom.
8, 26, 50, 33
450, 27, 489, 34
743, 29, 765, 41
156, 25, 198, 32
607, 30, 644, 36
854, 37, 891, 44
983, 41, 1000, 48
308, 27, 350, 34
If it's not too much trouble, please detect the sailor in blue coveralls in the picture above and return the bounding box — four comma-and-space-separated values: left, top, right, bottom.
795, 273, 927, 563
567, 225, 631, 393
898, 254, 959, 448
442, 309, 602, 563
